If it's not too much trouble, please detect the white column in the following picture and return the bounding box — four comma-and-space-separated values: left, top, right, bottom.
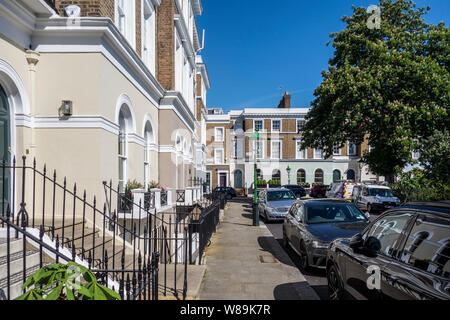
152, 188, 161, 211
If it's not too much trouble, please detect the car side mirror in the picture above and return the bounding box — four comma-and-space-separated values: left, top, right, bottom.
364, 212, 370, 219
364, 236, 381, 257
350, 233, 364, 249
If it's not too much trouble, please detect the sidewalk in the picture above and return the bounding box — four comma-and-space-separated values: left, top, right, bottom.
198, 199, 319, 300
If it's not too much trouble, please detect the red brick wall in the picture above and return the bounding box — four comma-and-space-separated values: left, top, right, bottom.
156, 0, 175, 90
55, 0, 114, 19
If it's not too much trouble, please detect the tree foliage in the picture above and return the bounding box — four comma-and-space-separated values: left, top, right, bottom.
301, 0, 449, 178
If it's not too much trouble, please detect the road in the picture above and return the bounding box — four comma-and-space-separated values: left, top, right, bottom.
264, 212, 379, 300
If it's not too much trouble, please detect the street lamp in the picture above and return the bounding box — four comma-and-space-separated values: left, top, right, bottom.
251, 128, 261, 227
286, 165, 291, 185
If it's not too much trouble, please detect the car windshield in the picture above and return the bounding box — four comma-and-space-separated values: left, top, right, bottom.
267, 191, 295, 201
305, 203, 368, 224
369, 188, 394, 197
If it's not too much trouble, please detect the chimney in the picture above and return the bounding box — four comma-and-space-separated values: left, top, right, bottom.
277, 91, 291, 109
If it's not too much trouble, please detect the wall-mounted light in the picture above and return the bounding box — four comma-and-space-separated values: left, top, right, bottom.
59, 100, 73, 117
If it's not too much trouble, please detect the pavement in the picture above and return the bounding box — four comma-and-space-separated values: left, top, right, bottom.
197, 198, 320, 300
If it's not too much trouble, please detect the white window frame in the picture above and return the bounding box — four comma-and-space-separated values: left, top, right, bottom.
118, 129, 128, 193
253, 140, 265, 160
115, 0, 136, 49
214, 148, 224, 165
215, 127, 224, 142
271, 140, 282, 160
271, 119, 281, 132
347, 142, 357, 156
253, 120, 263, 133
142, 0, 156, 75
296, 141, 307, 159
333, 145, 342, 156
314, 148, 324, 159
297, 119, 306, 133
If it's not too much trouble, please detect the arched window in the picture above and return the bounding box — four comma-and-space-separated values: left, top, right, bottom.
0, 84, 10, 210
272, 169, 281, 181
314, 169, 324, 184
234, 170, 243, 188
333, 170, 341, 182
347, 169, 355, 180
143, 120, 153, 190
297, 169, 306, 184
256, 169, 263, 180
118, 105, 133, 193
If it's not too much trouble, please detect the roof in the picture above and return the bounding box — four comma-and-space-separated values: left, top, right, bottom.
301, 199, 352, 205
400, 201, 450, 214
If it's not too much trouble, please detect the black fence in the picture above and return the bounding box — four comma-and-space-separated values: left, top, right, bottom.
0, 212, 159, 300
0, 157, 189, 300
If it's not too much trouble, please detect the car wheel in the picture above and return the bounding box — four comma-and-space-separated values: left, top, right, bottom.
299, 242, 309, 271
226, 194, 232, 200
327, 264, 344, 300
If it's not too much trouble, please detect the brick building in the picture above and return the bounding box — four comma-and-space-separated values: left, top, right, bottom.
205, 92, 378, 192
0, 0, 209, 210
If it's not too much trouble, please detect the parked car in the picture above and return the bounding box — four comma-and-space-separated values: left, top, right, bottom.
352, 184, 400, 213
283, 199, 369, 270
258, 189, 297, 222
281, 185, 307, 198
310, 185, 327, 198
326, 201, 450, 300
212, 187, 237, 200
326, 181, 356, 200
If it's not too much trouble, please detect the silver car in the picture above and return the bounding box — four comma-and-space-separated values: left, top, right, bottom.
258, 189, 298, 222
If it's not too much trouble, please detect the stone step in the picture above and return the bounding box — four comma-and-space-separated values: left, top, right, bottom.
0, 250, 40, 280
0, 239, 22, 257
0, 263, 51, 300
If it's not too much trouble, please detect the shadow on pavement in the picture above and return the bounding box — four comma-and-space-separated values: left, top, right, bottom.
273, 282, 320, 300
257, 236, 295, 267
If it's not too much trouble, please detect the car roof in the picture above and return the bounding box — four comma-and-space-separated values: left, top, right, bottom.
366, 185, 390, 189
300, 198, 352, 205
267, 188, 293, 192
399, 201, 450, 214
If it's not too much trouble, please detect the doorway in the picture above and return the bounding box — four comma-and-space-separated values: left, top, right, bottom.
219, 172, 227, 187
0, 84, 10, 215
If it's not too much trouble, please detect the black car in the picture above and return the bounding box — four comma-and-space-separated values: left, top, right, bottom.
326, 201, 450, 300
212, 187, 237, 200
283, 199, 370, 270
281, 185, 307, 198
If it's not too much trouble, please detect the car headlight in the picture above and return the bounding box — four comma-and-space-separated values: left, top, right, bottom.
266, 206, 275, 212
311, 240, 328, 249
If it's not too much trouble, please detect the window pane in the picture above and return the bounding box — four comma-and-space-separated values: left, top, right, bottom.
255, 121, 263, 131
314, 169, 324, 184
365, 213, 413, 256
272, 141, 281, 159
400, 216, 450, 278
272, 120, 280, 131
297, 170, 306, 183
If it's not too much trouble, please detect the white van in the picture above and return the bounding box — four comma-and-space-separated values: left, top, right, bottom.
352, 184, 401, 213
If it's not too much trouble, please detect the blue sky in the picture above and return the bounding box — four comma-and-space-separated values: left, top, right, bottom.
197, 0, 449, 112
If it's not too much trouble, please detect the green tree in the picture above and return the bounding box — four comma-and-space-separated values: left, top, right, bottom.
418, 129, 450, 184
301, 0, 449, 181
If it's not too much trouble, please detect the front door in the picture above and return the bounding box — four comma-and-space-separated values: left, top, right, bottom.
0, 85, 10, 216
219, 173, 227, 187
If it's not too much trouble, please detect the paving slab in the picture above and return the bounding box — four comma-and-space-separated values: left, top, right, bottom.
198, 199, 319, 300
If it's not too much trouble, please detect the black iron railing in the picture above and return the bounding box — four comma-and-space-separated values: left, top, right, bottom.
176, 190, 186, 203
160, 191, 168, 207
0, 157, 189, 300
0, 213, 160, 300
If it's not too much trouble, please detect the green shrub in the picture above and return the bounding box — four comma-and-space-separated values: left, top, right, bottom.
268, 179, 281, 187
391, 168, 450, 202
257, 179, 267, 188
17, 262, 121, 300
297, 182, 310, 188
148, 181, 160, 190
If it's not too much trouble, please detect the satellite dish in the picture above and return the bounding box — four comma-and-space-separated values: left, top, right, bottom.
65, 5, 81, 18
